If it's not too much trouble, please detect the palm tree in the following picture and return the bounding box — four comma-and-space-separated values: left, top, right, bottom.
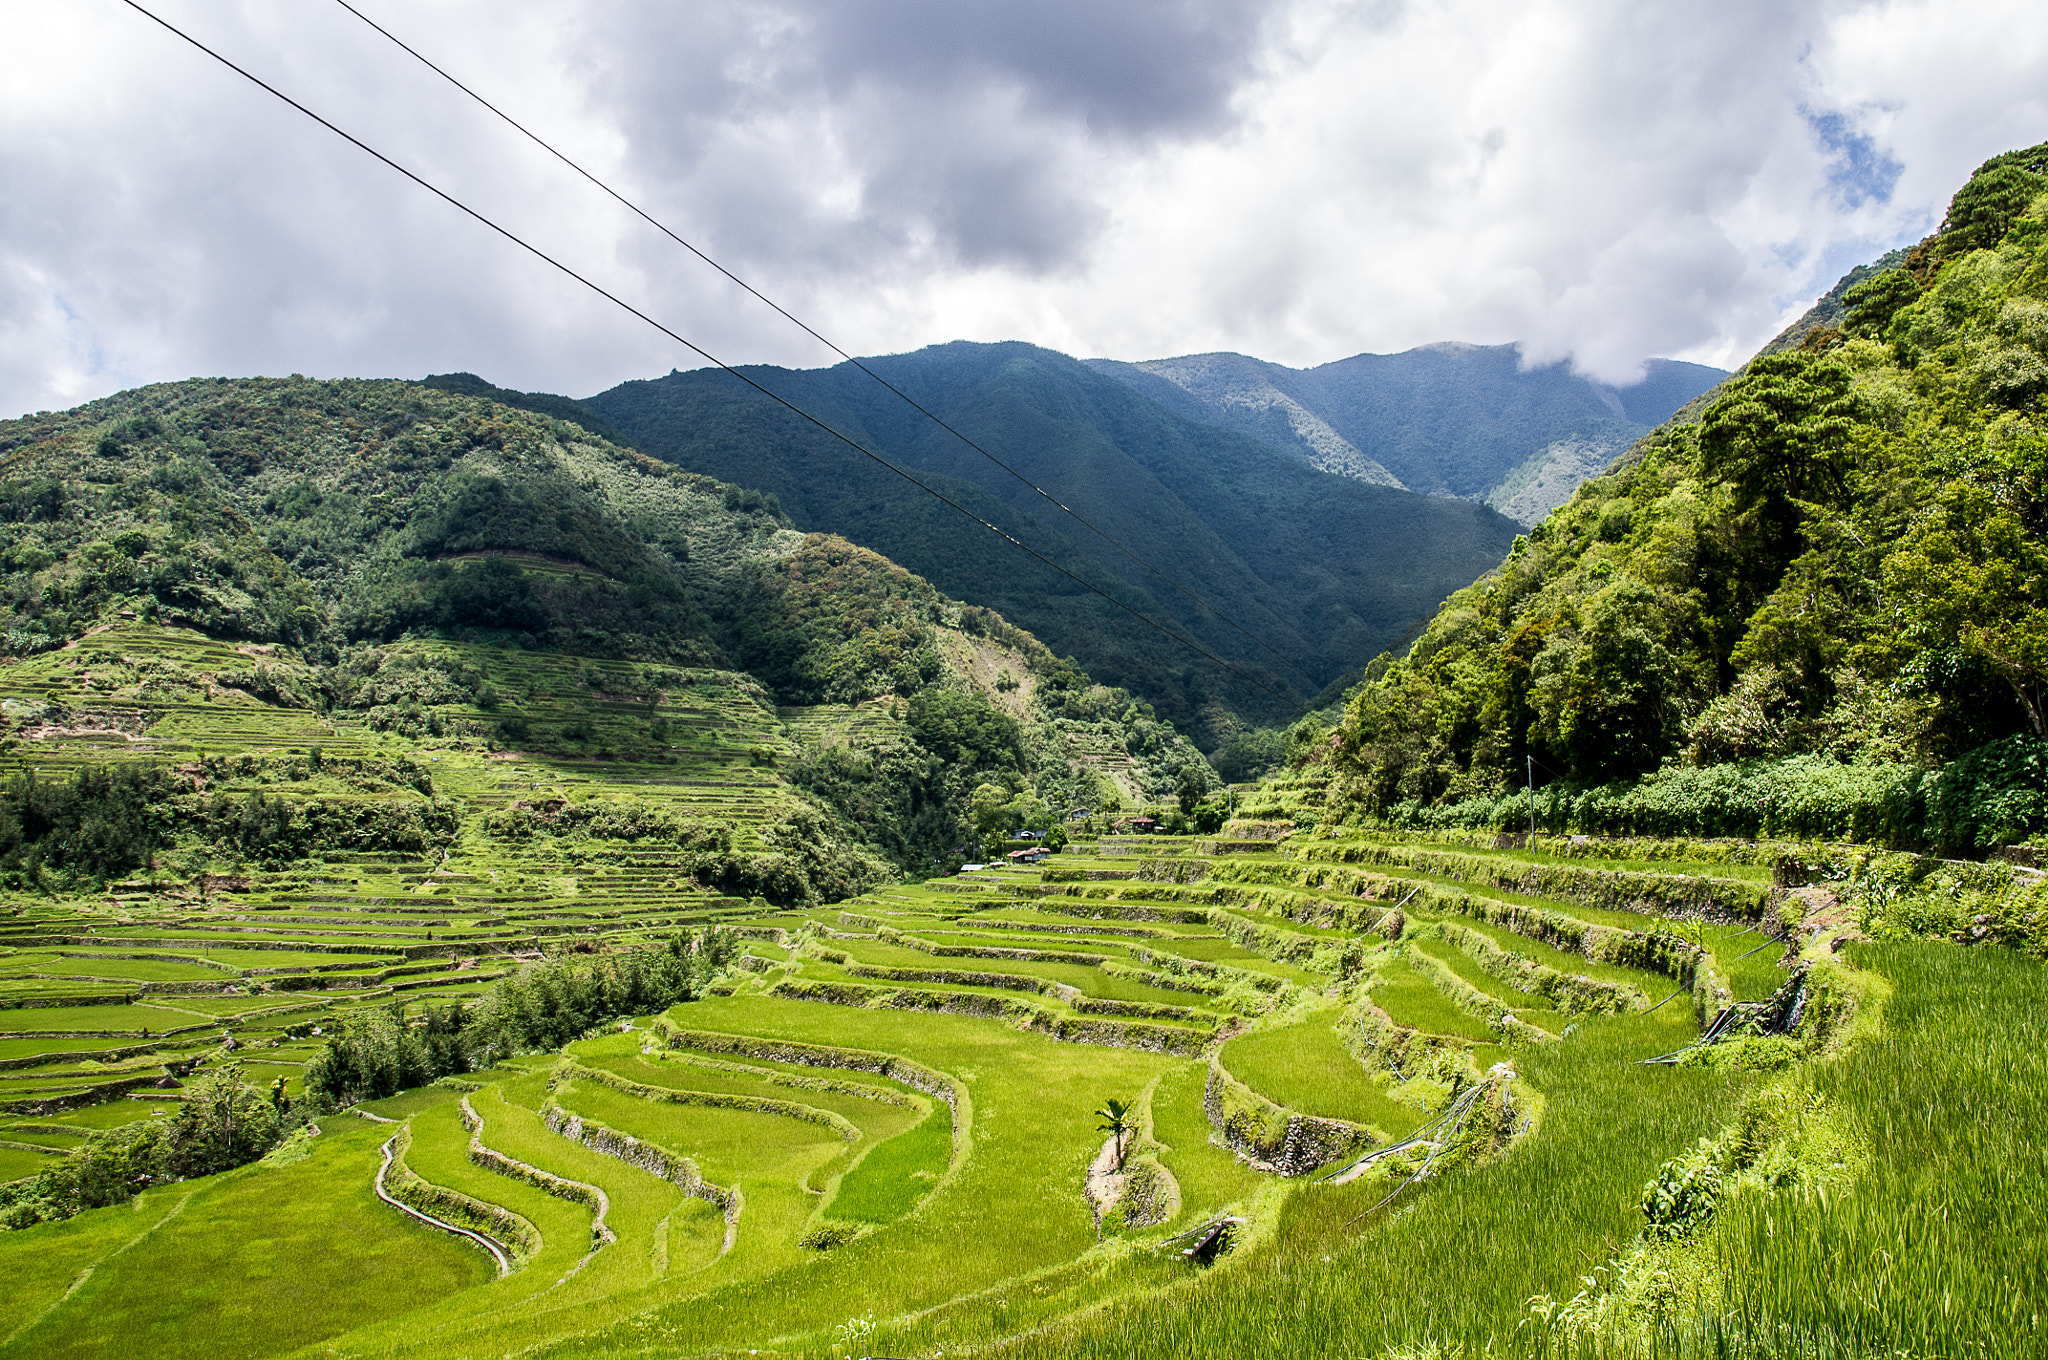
1095, 1098, 1133, 1170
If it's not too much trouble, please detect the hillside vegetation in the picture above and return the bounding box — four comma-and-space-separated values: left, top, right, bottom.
586, 342, 1521, 742
0, 142, 2039, 1360
1307, 142, 2048, 851
1089, 345, 1726, 522
0, 377, 1213, 886
0, 765, 2037, 1358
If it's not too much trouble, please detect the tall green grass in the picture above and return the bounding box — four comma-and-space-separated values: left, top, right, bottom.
0, 1120, 489, 1360
1369, 957, 1503, 1043
826, 1100, 951, 1224
521, 994, 1182, 1357
1222, 1015, 1422, 1135
1660, 941, 2048, 1359
994, 1009, 1740, 1360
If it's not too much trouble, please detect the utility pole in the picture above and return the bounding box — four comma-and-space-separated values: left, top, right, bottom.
1527, 754, 1536, 844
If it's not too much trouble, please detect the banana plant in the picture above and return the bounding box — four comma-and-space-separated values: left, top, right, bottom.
1096, 1097, 1134, 1170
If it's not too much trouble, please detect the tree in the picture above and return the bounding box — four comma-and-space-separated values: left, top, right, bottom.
1843, 269, 1923, 338
1531, 584, 1687, 781
158, 1060, 283, 1180
906, 689, 1027, 773
1698, 353, 1859, 515
1929, 141, 2048, 259
1096, 1098, 1134, 1171
1886, 484, 2048, 736
70, 1120, 167, 1208
1003, 791, 1049, 833
1697, 351, 1862, 601
969, 783, 1013, 841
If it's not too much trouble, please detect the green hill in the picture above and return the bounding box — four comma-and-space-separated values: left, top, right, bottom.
0, 143, 2039, 1360
0, 376, 1214, 885
584, 341, 1522, 743
1294, 141, 2048, 850
1089, 345, 1727, 523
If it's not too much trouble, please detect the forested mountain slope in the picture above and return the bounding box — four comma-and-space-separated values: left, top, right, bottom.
1305, 141, 2048, 850
0, 377, 1212, 885
584, 342, 1521, 744
0, 151, 2043, 1360
1089, 345, 1726, 523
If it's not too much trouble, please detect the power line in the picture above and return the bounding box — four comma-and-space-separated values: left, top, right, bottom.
332, 0, 1325, 693
116, 0, 1312, 719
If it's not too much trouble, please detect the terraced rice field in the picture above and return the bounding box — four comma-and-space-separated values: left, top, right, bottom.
0, 784, 1832, 1355
0, 636, 1869, 1355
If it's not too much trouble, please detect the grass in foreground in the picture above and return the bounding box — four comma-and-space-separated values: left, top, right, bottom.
989, 1008, 1745, 1360
0, 1118, 490, 1360
1667, 940, 2048, 1359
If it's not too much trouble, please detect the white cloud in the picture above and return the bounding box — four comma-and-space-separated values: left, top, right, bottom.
0, 0, 2043, 415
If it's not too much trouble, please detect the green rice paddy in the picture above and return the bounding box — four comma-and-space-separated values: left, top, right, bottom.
0, 627, 2036, 1356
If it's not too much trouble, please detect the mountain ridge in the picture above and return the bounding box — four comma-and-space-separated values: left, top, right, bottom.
1086, 344, 1726, 524
1297, 139, 2048, 847
0, 374, 1218, 879
585, 340, 1522, 744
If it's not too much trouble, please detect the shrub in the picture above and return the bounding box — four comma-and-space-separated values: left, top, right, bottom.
0, 1061, 293, 1232
305, 929, 741, 1105
0, 765, 176, 882
1919, 735, 2048, 849
1380, 755, 1923, 844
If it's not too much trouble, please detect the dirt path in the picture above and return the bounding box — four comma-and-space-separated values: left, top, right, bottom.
1083, 1133, 1128, 1237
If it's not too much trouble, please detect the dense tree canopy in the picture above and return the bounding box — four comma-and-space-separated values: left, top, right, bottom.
1311, 143, 2048, 847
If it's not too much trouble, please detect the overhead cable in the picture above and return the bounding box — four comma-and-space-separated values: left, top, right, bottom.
333, 0, 1324, 692
116, 0, 1312, 717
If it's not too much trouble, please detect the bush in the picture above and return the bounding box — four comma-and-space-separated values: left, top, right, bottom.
201, 790, 459, 861
1920, 735, 2048, 849
1211, 728, 1288, 784
305, 930, 740, 1105
1381, 755, 1923, 843
0, 765, 176, 882
0, 1061, 292, 1232
484, 799, 733, 849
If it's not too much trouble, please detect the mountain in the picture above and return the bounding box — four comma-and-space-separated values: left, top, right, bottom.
584, 341, 1522, 745
1087, 345, 1727, 524
1296, 140, 2048, 850
0, 151, 2040, 1360
0, 376, 1216, 882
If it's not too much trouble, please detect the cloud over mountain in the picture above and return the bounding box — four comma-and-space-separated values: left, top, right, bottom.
2, 0, 2044, 416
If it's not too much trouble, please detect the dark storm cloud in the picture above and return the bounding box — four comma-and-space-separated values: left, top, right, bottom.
580, 0, 1275, 270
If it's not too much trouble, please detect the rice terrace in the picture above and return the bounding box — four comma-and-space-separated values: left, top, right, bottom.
3, 7, 2048, 1358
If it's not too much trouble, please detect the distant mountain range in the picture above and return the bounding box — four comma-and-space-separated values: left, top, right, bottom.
583, 342, 1522, 743
1087, 345, 1726, 524
421, 338, 1720, 744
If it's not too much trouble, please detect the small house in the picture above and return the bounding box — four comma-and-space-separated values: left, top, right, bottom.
1006, 847, 1049, 865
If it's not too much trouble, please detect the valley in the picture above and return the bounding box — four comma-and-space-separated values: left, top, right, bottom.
584, 341, 1526, 738
0, 134, 2041, 1360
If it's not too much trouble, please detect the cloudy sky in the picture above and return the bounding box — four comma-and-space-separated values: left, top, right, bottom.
2, 0, 2044, 418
